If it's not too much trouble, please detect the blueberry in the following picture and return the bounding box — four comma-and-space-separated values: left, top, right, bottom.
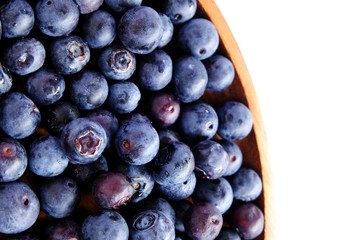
216, 101, 253, 141
138, 197, 176, 224
0, 92, 41, 139
192, 140, 230, 180
118, 6, 163, 54
184, 202, 223, 240
74, 0, 104, 14
158, 128, 181, 147
161, 0, 197, 25
60, 118, 108, 164
0, 61, 11, 96
203, 54, 235, 92
26, 68, 65, 106
0, 138, 27, 183
50, 35, 90, 75
114, 114, 159, 165
157, 171, 196, 201
92, 172, 135, 209
0, 182, 40, 234
230, 202, 264, 240
69, 70, 109, 110
104, 0, 142, 13
173, 200, 192, 233
215, 227, 241, 240
177, 102, 218, 143
149, 91, 180, 128
129, 209, 175, 240
193, 177, 233, 214
44, 100, 80, 135
2, 38, 46, 76
35, 0, 80, 37
177, 18, 219, 60
40, 176, 79, 218
0, 0, 34, 38
230, 168, 263, 202
82, 210, 129, 240
107, 82, 141, 114
158, 12, 174, 48
152, 141, 195, 186
81, 10, 116, 49
112, 162, 154, 203
98, 45, 136, 80
43, 219, 82, 240
217, 139, 243, 177
172, 56, 208, 103
137, 49, 173, 91
28, 135, 69, 177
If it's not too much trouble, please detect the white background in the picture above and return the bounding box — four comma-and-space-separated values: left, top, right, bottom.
215, 0, 360, 239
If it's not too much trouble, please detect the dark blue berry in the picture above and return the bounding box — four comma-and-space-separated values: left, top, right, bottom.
217, 139, 243, 177
74, 0, 103, 14
107, 82, 141, 114
26, 68, 65, 106
81, 10, 116, 49
158, 128, 181, 147
161, 0, 197, 25
149, 91, 180, 128
177, 18, 219, 60
28, 135, 69, 177
114, 114, 159, 165
0, 182, 40, 234
82, 210, 129, 240
104, 0, 142, 13
215, 227, 241, 240
69, 70, 109, 110
50, 35, 90, 75
98, 45, 136, 80
230, 168, 262, 202
118, 6, 163, 54
157, 171, 196, 201
35, 0, 80, 37
216, 101, 253, 141
204, 54, 235, 92
158, 12, 174, 48
172, 56, 208, 103
174, 200, 192, 233
0, 138, 27, 182
0, 0, 34, 38
138, 197, 176, 224
0, 92, 41, 139
0, 63, 12, 96
40, 177, 80, 218
2, 38, 45, 76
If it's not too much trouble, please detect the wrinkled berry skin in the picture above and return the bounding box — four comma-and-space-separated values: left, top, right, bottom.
92, 172, 135, 209
204, 54, 235, 92
217, 139, 243, 177
118, 6, 163, 54
0, 0, 34, 38
2, 38, 46, 76
40, 177, 80, 219
35, 0, 80, 37
129, 210, 175, 240
177, 18, 219, 60
0, 138, 27, 183
74, 0, 104, 14
184, 202, 223, 240
0, 182, 40, 234
137, 49, 173, 91
69, 70, 109, 110
81, 10, 116, 49
177, 102, 218, 143
149, 92, 180, 128
45, 101, 80, 135
157, 171, 196, 201
230, 168, 263, 202
216, 101, 253, 141
0, 63, 12, 96
61, 118, 108, 164
172, 56, 208, 103
115, 114, 160, 165
105, 0, 142, 13
26, 68, 65, 106
158, 13, 174, 48
28, 135, 69, 177
50, 35, 90, 75
0, 92, 41, 139
193, 140, 230, 180
152, 141, 195, 186
82, 210, 129, 240
107, 82, 141, 114
43, 218, 82, 240
161, 0, 197, 25
98, 45, 136, 80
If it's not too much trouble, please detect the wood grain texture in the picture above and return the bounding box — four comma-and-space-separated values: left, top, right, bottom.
197, 0, 276, 239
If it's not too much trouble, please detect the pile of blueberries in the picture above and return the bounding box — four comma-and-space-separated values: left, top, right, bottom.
0, 0, 265, 239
